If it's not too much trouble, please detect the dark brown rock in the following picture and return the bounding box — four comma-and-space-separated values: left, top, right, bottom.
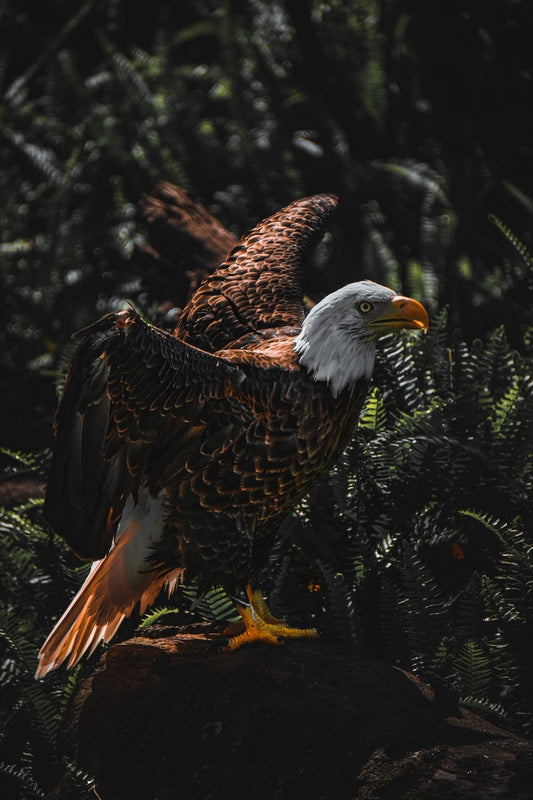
51, 627, 533, 800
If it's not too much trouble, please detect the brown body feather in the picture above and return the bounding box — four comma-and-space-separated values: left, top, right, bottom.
44, 306, 366, 581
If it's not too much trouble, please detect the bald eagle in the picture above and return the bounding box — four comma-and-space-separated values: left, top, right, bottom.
36, 194, 428, 678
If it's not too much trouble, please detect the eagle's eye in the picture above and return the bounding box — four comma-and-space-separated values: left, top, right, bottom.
358, 301, 373, 314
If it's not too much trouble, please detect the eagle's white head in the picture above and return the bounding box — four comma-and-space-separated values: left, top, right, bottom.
294, 280, 429, 397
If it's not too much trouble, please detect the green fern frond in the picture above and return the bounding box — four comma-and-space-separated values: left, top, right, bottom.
377, 333, 427, 412
490, 379, 521, 435
0, 760, 45, 798
488, 213, 533, 267
484, 627, 521, 689
316, 558, 360, 645
362, 209, 401, 288
0, 126, 63, 184
0, 613, 60, 751
431, 636, 452, 674
460, 696, 510, 725
182, 585, 240, 623
396, 545, 451, 674
61, 758, 97, 799
100, 37, 152, 106
455, 639, 492, 697
501, 180, 533, 214
56, 668, 83, 715
460, 510, 531, 554
359, 387, 387, 433
0, 447, 50, 479
138, 606, 181, 630
378, 161, 448, 204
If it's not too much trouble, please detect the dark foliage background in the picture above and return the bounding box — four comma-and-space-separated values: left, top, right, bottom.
0, 1, 532, 797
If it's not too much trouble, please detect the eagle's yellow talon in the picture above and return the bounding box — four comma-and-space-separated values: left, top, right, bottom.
223, 620, 245, 637
224, 606, 283, 651
223, 584, 319, 651
248, 588, 285, 625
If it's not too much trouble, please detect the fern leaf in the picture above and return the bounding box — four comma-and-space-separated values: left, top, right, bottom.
488, 213, 533, 267
359, 387, 386, 433
0, 613, 60, 751
456, 640, 492, 697
181, 585, 239, 623
0, 761, 45, 798
138, 606, 181, 630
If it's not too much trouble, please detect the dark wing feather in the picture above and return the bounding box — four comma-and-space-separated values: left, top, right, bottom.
44, 309, 244, 560
139, 182, 238, 274
175, 194, 338, 351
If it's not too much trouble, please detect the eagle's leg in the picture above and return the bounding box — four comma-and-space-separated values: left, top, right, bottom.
248, 588, 284, 625
224, 584, 318, 651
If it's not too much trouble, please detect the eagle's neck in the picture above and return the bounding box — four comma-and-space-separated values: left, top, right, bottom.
294, 305, 376, 398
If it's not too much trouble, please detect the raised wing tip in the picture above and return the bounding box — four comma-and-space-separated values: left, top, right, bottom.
71, 307, 140, 340
293, 193, 339, 210
251, 193, 338, 234
315, 192, 339, 205
278, 193, 339, 227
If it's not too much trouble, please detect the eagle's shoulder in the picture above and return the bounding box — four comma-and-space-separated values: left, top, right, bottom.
216, 328, 302, 373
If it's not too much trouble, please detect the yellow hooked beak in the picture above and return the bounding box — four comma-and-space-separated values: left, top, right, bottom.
370, 295, 429, 335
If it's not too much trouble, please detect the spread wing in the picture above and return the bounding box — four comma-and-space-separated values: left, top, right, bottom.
175, 193, 338, 351
43, 308, 245, 561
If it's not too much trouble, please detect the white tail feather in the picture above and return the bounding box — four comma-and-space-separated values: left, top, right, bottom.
36, 490, 181, 678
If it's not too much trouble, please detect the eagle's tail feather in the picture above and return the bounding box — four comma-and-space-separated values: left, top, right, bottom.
36, 490, 181, 678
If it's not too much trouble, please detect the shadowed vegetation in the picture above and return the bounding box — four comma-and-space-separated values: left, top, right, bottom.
1, 1, 532, 796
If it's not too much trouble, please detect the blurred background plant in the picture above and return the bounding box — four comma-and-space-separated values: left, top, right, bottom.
2, 0, 532, 449
1, 0, 532, 796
